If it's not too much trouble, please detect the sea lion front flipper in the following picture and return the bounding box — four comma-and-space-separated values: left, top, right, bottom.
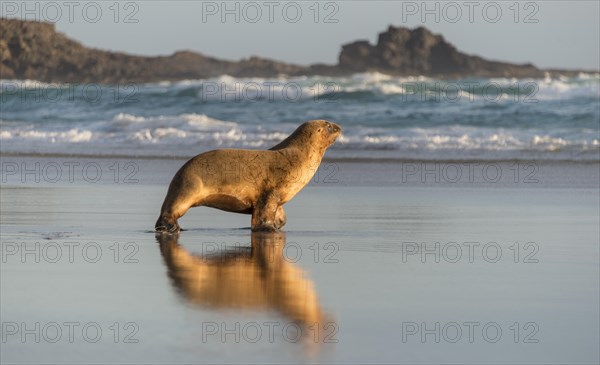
251, 191, 282, 232
274, 205, 286, 229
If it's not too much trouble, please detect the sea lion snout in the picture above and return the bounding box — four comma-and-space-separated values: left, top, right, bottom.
324, 121, 342, 145
328, 121, 342, 134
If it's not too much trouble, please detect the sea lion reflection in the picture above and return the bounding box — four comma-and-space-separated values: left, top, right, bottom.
157, 232, 329, 326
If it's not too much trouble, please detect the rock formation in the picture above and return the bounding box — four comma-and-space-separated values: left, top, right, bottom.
338, 26, 543, 78
0, 18, 591, 83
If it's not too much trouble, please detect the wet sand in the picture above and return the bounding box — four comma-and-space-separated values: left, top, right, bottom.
1, 156, 599, 364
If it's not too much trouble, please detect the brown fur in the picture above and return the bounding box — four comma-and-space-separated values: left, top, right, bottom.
155, 120, 341, 232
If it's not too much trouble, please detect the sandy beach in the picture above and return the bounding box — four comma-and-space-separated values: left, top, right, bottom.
2, 4, 600, 363
1, 155, 598, 364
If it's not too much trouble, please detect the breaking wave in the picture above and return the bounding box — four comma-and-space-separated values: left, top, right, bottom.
1, 73, 599, 161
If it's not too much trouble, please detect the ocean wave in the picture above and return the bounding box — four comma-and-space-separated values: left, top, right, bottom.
130, 73, 600, 101
1, 73, 598, 160
0, 79, 63, 91
0, 113, 293, 148
2, 73, 598, 102
336, 127, 599, 154
1, 113, 598, 161
0, 128, 93, 143
138, 75, 338, 101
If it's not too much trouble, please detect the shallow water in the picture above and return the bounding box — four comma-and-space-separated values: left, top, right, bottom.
1, 160, 598, 364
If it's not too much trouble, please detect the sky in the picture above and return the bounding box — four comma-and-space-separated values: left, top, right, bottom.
2, 0, 599, 70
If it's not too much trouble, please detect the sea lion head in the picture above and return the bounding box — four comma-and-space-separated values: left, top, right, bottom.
269, 120, 342, 151
305, 119, 342, 147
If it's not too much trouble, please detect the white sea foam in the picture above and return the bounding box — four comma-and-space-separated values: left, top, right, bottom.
124, 73, 600, 101
1, 118, 597, 160
1, 128, 93, 143
0, 79, 63, 91
114, 113, 147, 123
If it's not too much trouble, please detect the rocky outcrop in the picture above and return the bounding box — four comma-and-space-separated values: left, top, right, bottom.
0, 18, 309, 83
0, 18, 592, 83
338, 26, 543, 78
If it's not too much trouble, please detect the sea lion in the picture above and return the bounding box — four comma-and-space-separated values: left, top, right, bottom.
155, 120, 341, 232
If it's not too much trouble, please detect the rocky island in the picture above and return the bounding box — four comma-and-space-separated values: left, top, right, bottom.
0, 18, 591, 83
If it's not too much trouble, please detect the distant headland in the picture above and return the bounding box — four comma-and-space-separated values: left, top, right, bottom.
0, 18, 593, 83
